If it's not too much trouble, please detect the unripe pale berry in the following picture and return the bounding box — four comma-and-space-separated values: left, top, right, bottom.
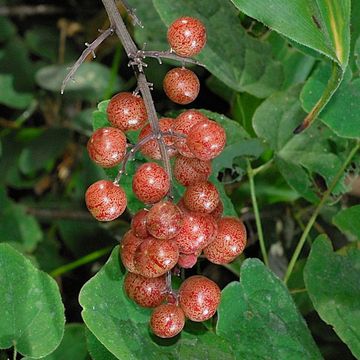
120, 231, 144, 273
131, 209, 149, 238
132, 163, 170, 204
179, 275, 221, 322
163, 68, 200, 105
174, 155, 211, 186
85, 180, 127, 221
150, 304, 185, 338
177, 253, 198, 269
167, 17, 206, 57
204, 217, 247, 264
107, 92, 147, 132
87, 127, 127, 168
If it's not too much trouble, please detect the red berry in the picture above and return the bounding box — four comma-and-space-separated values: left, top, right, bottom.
187, 120, 226, 160
163, 68, 200, 105
120, 231, 144, 273
134, 237, 179, 278
146, 201, 183, 240
210, 200, 223, 220
85, 180, 127, 221
87, 127, 127, 168
179, 275, 221, 322
167, 17, 206, 57
131, 209, 149, 238
107, 92, 147, 132
174, 155, 212, 186
172, 110, 208, 157
204, 217, 247, 264
124, 272, 166, 308
150, 304, 185, 338
139, 118, 177, 160
177, 253, 198, 269
183, 181, 219, 213
132, 163, 170, 204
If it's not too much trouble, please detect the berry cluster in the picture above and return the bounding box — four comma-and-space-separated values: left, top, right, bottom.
84, 16, 247, 339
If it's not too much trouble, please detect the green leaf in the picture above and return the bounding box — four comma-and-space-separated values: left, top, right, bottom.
333, 205, 360, 241
304, 235, 360, 358
217, 259, 322, 359
0, 74, 33, 109
354, 35, 360, 70
0, 16, 16, 41
153, 0, 283, 98
0, 244, 65, 358
86, 328, 117, 360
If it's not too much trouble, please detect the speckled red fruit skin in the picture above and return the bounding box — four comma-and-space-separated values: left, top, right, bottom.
187, 120, 226, 161
183, 181, 219, 214
178, 253, 198, 269
150, 304, 185, 338
131, 209, 149, 238
163, 68, 200, 105
177, 197, 190, 215
85, 180, 127, 221
146, 201, 183, 240
134, 238, 179, 278
139, 118, 177, 159
174, 155, 211, 186
179, 275, 221, 322
210, 200, 223, 220
172, 110, 208, 157
107, 92, 147, 132
174, 211, 217, 254
124, 272, 166, 308
120, 231, 144, 273
132, 163, 170, 204
167, 17, 206, 57
204, 217, 247, 264
87, 127, 127, 168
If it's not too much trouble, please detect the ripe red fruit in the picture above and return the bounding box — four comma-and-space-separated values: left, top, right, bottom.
120, 231, 144, 273
174, 155, 211, 186
179, 275, 221, 322
139, 118, 177, 160
87, 127, 127, 168
131, 209, 149, 238
146, 201, 183, 239
204, 217, 247, 264
124, 272, 167, 308
210, 199, 223, 220
107, 92, 147, 132
85, 180, 127, 221
183, 181, 220, 213
150, 304, 185, 338
187, 120, 226, 160
134, 238, 179, 278
177, 253, 198, 269
132, 163, 170, 204
163, 68, 200, 105
167, 17, 206, 57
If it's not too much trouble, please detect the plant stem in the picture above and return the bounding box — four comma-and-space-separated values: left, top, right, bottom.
13, 345, 17, 360
252, 159, 274, 176
284, 141, 360, 283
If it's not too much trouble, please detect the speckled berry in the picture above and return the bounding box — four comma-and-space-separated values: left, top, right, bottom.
85, 180, 127, 221
163, 68, 200, 105
124, 272, 167, 308
131, 209, 149, 238
167, 17, 206, 57
179, 275, 221, 322
204, 217, 247, 264
107, 92, 147, 132
120, 231, 144, 273
174, 155, 211, 186
150, 304, 185, 338
210, 199, 223, 221
87, 127, 127, 168
177, 253, 198, 269
132, 163, 170, 204
183, 181, 219, 214
187, 120, 226, 160
146, 201, 183, 239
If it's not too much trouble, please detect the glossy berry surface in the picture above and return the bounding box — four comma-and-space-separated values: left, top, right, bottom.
187, 120, 226, 161
210, 200, 224, 221
85, 180, 127, 221
132, 163, 170, 204
179, 275, 221, 322
177, 253, 198, 269
204, 217, 247, 264
146, 201, 183, 240
174, 155, 211, 186
134, 238, 179, 278
167, 17, 206, 57
87, 127, 127, 168
107, 92, 147, 132
124, 272, 166, 308
163, 68, 200, 105
131, 209, 149, 239
120, 231, 144, 273
183, 181, 220, 214
150, 304, 185, 338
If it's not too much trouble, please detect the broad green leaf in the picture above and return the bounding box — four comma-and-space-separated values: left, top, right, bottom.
304, 236, 360, 358
153, 0, 284, 98
86, 329, 117, 360
0, 74, 33, 109
333, 205, 360, 241
0, 16, 16, 41
0, 244, 65, 358
355, 36, 360, 70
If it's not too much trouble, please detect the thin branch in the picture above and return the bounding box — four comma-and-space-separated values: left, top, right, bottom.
136, 50, 205, 67
27, 207, 93, 221
0, 5, 64, 17
118, 0, 143, 28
